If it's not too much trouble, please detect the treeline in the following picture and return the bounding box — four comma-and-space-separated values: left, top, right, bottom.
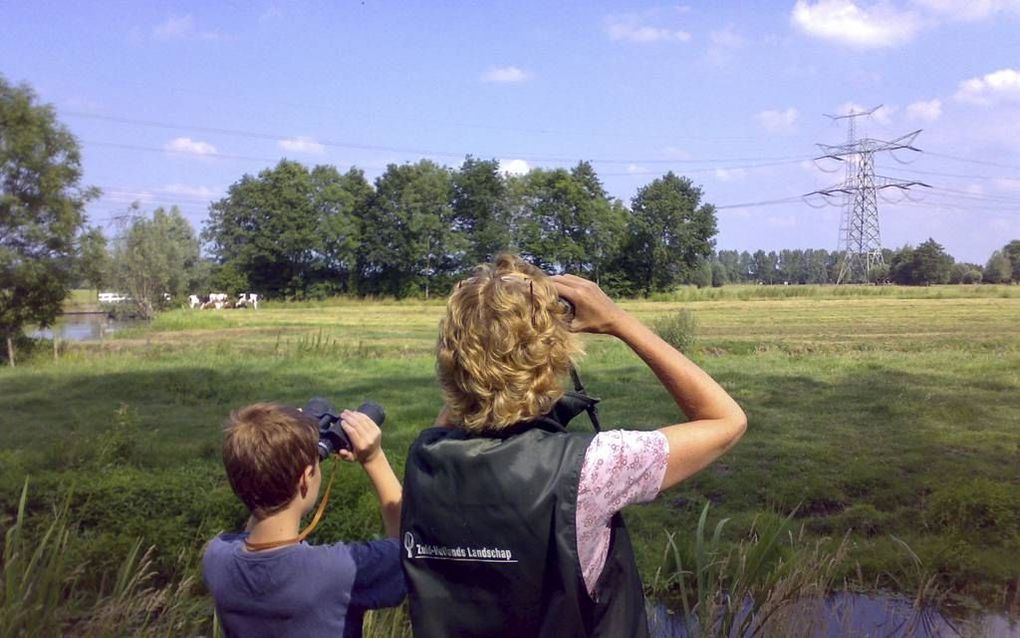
198, 158, 717, 299
90, 157, 1020, 313
695, 239, 1020, 287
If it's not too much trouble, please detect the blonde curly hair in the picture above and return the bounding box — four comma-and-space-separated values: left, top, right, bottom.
437, 254, 581, 431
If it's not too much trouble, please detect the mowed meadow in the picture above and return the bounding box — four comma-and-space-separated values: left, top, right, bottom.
1, 285, 1018, 635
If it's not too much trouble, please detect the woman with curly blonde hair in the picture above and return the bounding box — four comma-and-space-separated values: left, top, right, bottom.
401, 254, 747, 638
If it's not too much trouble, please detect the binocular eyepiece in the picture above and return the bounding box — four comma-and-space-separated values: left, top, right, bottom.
303, 397, 386, 460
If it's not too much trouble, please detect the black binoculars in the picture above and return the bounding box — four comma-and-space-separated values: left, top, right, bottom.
303, 398, 386, 460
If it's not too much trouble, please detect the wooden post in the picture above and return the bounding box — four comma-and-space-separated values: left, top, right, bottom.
6, 336, 14, 367
53, 330, 59, 362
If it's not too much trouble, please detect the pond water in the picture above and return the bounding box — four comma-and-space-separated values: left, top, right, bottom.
30, 314, 140, 342
649, 593, 1019, 637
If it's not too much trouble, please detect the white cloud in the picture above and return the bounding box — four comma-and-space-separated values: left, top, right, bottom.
767, 215, 798, 228
714, 168, 747, 182
906, 98, 942, 121
278, 136, 325, 154
911, 0, 1020, 22
499, 159, 531, 176
705, 25, 746, 66
480, 66, 531, 83
604, 15, 691, 43
791, 1, 922, 48
755, 107, 800, 133
63, 96, 103, 112
260, 5, 284, 22
835, 102, 896, 125
954, 68, 1020, 105
709, 26, 745, 49
993, 177, 1020, 192
160, 184, 219, 198
153, 15, 193, 39
661, 146, 692, 160
152, 14, 221, 41
164, 137, 217, 156
626, 163, 646, 174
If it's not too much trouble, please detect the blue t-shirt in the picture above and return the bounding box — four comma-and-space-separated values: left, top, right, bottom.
203, 532, 406, 638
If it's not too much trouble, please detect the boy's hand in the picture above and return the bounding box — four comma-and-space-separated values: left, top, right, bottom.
338, 410, 382, 464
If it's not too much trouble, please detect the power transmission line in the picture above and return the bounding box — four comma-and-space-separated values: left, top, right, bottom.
806, 106, 929, 284
75, 80, 763, 143
923, 151, 1020, 172
82, 140, 282, 163
66, 110, 811, 165
882, 165, 1019, 182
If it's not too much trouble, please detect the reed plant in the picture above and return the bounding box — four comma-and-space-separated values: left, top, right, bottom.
1, 479, 211, 637
650, 503, 851, 637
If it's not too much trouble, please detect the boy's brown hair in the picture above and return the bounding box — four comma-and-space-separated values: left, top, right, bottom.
222, 403, 318, 518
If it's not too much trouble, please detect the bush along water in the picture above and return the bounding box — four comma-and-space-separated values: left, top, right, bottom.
642, 502, 1003, 637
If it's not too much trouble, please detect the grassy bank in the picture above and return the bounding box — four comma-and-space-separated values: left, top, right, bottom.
2, 286, 1018, 632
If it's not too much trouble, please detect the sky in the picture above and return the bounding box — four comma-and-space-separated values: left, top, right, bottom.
3, 1, 1019, 264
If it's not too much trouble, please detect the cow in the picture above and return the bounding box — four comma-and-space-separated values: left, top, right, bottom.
235, 293, 259, 309
201, 293, 229, 310
188, 294, 201, 309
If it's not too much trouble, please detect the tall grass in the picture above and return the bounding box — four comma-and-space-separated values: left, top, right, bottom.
1, 479, 210, 637
651, 309, 698, 352
649, 504, 851, 637
0, 475, 412, 637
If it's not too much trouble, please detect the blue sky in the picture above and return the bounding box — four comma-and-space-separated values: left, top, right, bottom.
3, 1, 1018, 264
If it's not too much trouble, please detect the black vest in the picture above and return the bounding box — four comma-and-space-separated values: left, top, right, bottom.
400, 420, 650, 638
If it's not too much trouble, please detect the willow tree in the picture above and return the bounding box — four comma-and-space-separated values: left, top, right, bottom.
0, 76, 97, 365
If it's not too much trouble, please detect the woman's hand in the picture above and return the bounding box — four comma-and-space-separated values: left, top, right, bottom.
550, 274, 627, 335
338, 410, 382, 464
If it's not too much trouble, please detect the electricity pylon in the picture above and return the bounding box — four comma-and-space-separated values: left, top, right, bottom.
807, 106, 928, 283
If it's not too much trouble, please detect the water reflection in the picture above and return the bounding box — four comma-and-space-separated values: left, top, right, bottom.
31, 314, 139, 342
649, 593, 1019, 637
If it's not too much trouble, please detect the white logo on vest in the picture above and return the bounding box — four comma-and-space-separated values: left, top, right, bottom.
403, 531, 517, 563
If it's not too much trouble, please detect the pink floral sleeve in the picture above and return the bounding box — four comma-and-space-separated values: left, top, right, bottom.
576, 430, 668, 596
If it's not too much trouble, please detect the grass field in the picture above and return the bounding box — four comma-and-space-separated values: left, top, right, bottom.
1, 285, 1018, 633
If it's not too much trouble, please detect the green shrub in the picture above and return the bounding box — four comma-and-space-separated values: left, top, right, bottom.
651, 309, 697, 352
925, 478, 1019, 544
837, 503, 890, 537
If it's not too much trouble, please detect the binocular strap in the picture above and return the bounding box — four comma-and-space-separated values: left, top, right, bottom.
244, 457, 339, 552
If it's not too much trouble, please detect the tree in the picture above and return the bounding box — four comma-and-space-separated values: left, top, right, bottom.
617, 172, 717, 294
889, 245, 916, 285
74, 226, 109, 291
515, 162, 625, 282
359, 160, 458, 297
1000, 240, 1020, 283
710, 259, 728, 287
0, 76, 98, 365
911, 238, 954, 285
716, 250, 741, 283
752, 250, 778, 284
204, 159, 334, 298
889, 239, 954, 285
949, 262, 982, 285
738, 251, 754, 283
804, 249, 830, 284
110, 206, 200, 319
983, 250, 1012, 284
452, 157, 512, 268
684, 257, 712, 288
311, 165, 372, 294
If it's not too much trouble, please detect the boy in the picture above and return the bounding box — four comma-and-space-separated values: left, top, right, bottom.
203, 403, 405, 638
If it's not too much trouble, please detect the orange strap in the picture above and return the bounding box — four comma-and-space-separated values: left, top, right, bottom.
244, 457, 338, 552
